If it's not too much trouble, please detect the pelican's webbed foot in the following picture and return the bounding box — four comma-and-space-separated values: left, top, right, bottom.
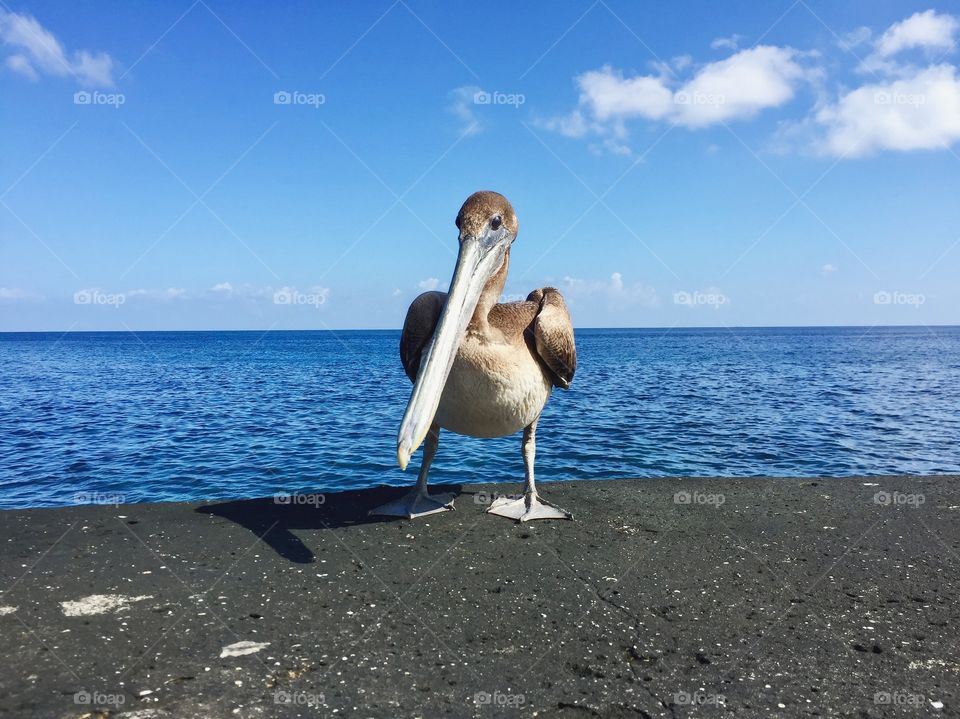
486, 493, 572, 522
369, 490, 456, 519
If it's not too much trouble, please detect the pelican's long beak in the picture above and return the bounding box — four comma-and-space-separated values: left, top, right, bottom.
396, 228, 510, 469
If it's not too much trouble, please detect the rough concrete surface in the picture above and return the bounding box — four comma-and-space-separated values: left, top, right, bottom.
0, 477, 958, 718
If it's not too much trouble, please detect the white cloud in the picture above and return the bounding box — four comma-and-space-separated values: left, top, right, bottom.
676, 46, 812, 127
561, 272, 659, 308
0, 10, 115, 87
859, 10, 959, 75
711, 34, 743, 51
541, 109, 590, 138
544, 46, 815, 151
417, 277, 445, 292
447, 85, 483, 136
875, 9, 958, 58
815, 63, 960, 156
576, 66, 675, 122
211, 282, 278, 300
822, 263, 839, 275
545, 9, 960, 159
0, 287, 39, 300
69, 283, 336, 307
5, 53, 36, 80
669, 54, 694, 72
127, 287, 187, 301
772, 10, 960, 157
841, 26, 873, 49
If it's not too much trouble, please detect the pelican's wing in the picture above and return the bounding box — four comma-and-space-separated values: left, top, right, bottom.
527, 287, 577, 389
399, 291, 446, 383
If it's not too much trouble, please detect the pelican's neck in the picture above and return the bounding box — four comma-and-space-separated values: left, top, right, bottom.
469, 247, 509, 333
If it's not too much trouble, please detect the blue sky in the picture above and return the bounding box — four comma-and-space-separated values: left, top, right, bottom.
1, 0, 958, 330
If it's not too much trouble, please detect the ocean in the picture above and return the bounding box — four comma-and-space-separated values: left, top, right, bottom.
1, 326, 958, 509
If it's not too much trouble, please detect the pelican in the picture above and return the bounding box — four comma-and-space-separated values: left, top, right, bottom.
371, 191, 577, 522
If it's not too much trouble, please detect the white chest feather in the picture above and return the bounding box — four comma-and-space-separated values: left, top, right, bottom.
432, 336, 552, 438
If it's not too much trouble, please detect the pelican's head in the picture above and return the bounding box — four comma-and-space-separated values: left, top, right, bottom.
455, 190, 518, 247
396, 191, 518, 469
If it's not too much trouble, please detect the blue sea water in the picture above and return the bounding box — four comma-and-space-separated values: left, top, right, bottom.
1, 326, 958, 509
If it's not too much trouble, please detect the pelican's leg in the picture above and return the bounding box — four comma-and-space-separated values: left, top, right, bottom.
487, 417, 573, 522
370, 423, 456, 518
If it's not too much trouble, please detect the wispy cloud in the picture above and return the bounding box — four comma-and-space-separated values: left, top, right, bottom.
67, 283, 331, 305
448, 85, 526, 136
0, 287, 41, 301
560, 272, 659, 308
125, 287, 187, 301
0, 9, 115, 87
710, 34, 743, 52
417, 277, 446, 292
447, 85, 483, 136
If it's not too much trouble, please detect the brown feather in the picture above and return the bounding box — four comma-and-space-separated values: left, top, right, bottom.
526, 287, 576, 389
399, 291, 445, 382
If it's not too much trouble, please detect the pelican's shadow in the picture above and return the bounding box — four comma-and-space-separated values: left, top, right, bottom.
195, 484, 464, 564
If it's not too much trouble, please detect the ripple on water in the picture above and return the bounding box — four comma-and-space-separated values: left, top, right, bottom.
1, 327, 959, 508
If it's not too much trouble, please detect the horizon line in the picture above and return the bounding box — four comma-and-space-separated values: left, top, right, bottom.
1, 323, 958, 334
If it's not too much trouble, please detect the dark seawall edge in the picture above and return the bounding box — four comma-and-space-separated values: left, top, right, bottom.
1, 476, 957, 718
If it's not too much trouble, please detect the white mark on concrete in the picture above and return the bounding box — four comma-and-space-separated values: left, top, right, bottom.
0, 606, 18, 616
220, 640, 270, 658
909, 659, 960, 672
60, 594, 152, 616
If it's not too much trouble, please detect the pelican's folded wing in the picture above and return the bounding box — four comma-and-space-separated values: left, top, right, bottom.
527, 287, 576, 389
399, 291, 446, 383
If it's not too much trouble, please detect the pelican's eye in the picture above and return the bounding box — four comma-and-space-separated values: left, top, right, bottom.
491, 215, 502, 231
